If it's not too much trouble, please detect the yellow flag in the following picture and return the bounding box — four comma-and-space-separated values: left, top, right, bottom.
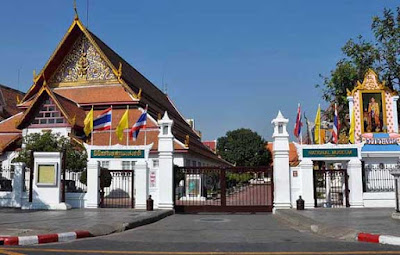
349, 108, 355, 144
314, 104, 321, 144
84, 107, 94, 136
116, 108, 129, 141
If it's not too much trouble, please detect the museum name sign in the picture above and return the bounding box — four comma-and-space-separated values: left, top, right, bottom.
91, 149, 145, 159
303, 148, 358, 158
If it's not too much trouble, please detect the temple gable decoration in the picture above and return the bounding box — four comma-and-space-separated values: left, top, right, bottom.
49, 35, 117, 85
347, 69, 399, 143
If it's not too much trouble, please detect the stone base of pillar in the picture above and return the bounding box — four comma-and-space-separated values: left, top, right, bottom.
158, 202, 173, 209
22, 202, 71, 210
85, 202, 99, 208
273, 201, 292, 211
350, 201, 364, 208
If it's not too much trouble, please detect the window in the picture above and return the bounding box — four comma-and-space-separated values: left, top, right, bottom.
100, 161, 109, 169
278, 124, 283, 134
122, 161, 135, 170
192, 161, 197, 167
32, 98, 66, 126
185, 159, 191, 167
153, 160, 159, 168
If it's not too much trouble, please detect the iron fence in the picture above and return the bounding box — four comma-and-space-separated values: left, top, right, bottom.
0, 167, 14, 192
100, 169, 134, 208
23, 167, 31, 192
313, 169, 349, 208
363, 165, 395, 192
174, 166, 273, 213
63, 170, 87, 193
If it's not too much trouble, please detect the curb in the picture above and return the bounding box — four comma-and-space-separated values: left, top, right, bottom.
358, 232, 400, 246
0, 209, 174, 246
0, 230, 91, 246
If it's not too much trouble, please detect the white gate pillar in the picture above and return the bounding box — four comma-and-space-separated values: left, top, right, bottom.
86, 161, 100, 208
271, 111, 291, 210
134, 161, 149, 209
12, 162, 25, 208
299, 159, 314, 208
157, 112, 174, 209
347, 159, 364, 207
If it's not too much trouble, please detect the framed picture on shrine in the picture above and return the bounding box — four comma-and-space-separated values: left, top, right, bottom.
360, 91, 386, 133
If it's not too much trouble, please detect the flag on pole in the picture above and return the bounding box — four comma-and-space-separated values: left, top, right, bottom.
332, 103, 339, 144
294, 103, 303, 139
83, 106, 94, 136
116, 108, 129, 141
93, 107, 112, 131
129, 105, 148, 141
314, 104, 321, 144
349, 107, 355, 144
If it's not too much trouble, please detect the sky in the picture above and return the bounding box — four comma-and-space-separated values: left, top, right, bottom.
0, 1, 398, 141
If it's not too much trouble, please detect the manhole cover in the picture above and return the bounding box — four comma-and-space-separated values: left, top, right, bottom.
197, 218, 228, 222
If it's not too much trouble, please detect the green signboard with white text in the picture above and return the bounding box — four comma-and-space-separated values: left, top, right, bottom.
303, 148, 358, 158
91, 150, 145, 159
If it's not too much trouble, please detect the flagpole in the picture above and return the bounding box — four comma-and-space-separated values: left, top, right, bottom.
109, 106, 113, 146
319, 104, 321, 145
144, 105, 148, 146
126, 105, 129, 146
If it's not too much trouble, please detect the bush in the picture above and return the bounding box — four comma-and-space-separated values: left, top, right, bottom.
80, 167, 112, 189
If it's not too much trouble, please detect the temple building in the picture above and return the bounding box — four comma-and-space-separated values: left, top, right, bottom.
0, 13, 226, 207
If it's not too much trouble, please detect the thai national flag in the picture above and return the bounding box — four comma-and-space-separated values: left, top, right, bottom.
129, 106, 148, 140
333, 103, 339, 144
294, 104, 302, 138
93, 107, 112, 131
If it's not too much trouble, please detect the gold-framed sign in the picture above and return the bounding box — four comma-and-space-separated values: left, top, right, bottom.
36, 164, 58, 186
360, 90, 386, 133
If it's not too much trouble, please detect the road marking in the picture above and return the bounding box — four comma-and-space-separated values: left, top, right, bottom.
3, 248, 400, 255
0, 249, 26, 255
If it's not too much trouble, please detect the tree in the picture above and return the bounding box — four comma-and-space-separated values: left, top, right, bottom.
216, 128, 271, 167
316, 7, 400, 130
14, 132, 87, 172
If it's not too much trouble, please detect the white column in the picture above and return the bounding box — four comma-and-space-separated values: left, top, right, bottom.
271, 111, 291, 210
85, 161, 100, 208
392, 95, 399, 133
299, 159, 314, 208
347, 96, 354, 121
158, 112, 174, 209
347, 159, 364, 208
11, 162, 25, 208
134, 161, 149, 209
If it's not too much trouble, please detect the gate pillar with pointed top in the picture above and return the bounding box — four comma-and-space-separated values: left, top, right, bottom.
157, 112, 174, 209
272, 111, 292, 210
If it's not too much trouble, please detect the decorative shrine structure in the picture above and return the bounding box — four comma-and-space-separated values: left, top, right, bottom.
0, 13, 227, 210
270, 69, 400, 209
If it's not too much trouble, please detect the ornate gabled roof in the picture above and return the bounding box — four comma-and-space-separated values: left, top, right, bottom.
0, 84, 24, 120
347, 69, 397, 96
16, 84, 85, 129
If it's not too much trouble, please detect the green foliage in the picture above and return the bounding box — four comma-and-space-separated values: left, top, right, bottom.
13, 132, 87, 172
217, 128, 271, 167
316, 7, 400, 127
80, 167, 112, 189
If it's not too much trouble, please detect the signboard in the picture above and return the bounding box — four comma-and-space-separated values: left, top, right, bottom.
303, 148, 358, 158
149, 171, 156, 188
91, 150, 145, 159
365, 138, 399, 145
37, 164, 57, 186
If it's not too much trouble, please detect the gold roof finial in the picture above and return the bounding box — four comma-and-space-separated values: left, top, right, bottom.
73, 0, 79, 20
16, 95, 21, 105
185, 135, 190, 147
117, 62, 123, 79
137, 88, 142, 99
43, 74, 47, 87
33, 69, 37, 82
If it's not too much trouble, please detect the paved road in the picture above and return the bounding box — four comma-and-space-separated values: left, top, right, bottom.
2, 214, 400, 255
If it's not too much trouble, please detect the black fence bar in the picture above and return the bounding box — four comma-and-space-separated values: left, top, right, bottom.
363, 165, 395, 192
29, 151, 34, 203
174, 166, 273, 213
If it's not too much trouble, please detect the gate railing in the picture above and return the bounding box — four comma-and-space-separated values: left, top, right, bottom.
100, 169, 134, 208
174, 166, 273, 213
362, 165, 395, 192
313, 169, 349, 208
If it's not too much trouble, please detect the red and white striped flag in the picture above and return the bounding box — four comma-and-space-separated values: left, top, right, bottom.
332, 103, 339, 144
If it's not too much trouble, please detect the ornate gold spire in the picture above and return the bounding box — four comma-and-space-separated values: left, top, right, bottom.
74, 0, 79, 20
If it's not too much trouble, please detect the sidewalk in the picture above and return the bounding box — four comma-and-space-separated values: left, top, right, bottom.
274, 208, 400, 245
0, 208, 173, 245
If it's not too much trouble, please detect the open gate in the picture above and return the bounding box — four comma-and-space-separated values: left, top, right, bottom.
100, 169, 135, 208
313, 169, 349, 208
174, 166, 273, 213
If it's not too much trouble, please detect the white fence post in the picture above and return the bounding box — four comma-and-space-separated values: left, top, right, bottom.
12, 163, 25, 208
157, 112, 174, 210
86, 161, 100, 208
347, 159, 364, 207
271, 111, 292, 210
134, 161, 149, 209
299, 159, 314, 208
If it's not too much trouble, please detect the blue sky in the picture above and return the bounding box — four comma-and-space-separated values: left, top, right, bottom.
0, 1, 398, 141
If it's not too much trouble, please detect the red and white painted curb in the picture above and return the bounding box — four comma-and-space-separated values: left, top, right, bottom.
0, 230, 91, 246
358, 232, 400, 246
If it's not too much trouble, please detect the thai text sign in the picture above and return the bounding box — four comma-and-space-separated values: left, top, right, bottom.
91, 149, 145, 159
365, 138, 399, 145
303, 148, 358, 158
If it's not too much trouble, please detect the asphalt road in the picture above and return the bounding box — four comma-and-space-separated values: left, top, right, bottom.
2, 214, 400, 255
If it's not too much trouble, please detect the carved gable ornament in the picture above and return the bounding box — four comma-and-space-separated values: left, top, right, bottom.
347, 69, 390, 96
49, 35, 117, 85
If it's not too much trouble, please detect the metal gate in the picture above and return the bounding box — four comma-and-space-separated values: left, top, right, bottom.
100, 169, 134, 208
313, 169, 349, 208
174, 166, 273, 213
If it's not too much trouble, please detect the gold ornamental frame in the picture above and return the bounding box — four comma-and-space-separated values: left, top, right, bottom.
359, 90, 387, 134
